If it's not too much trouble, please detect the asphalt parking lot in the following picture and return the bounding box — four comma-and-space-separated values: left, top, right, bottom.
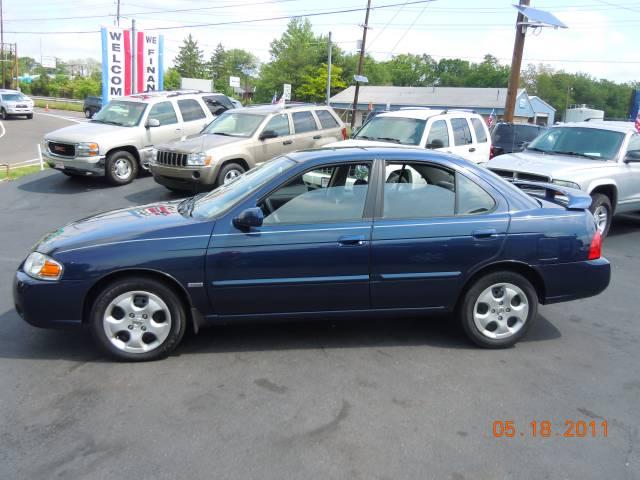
1, 170, 639, 480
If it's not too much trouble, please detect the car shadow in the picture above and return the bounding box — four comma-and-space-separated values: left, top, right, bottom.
0, 308, 561, 362
124, 185, 189, 204
17, 170, 112, 194
607, 214, 640, 238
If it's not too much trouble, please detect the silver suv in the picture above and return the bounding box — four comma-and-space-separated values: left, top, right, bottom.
149, 104, 346, 192
0, 89, 34, 119
43, 91, 237, 185
487, 121, 640, 236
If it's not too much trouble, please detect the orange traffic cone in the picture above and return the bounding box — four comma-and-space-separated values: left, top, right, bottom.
45, 104, 49, 112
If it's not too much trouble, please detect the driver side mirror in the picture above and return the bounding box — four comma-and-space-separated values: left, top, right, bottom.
427, 139, 444, 149
259, 130, 278, 140
233, 207, 263, 230
351, 127, 360, 138
624, 150, 640, 163
146, 118, 160, 128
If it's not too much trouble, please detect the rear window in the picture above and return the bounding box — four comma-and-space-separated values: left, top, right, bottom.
354, 116, 427, 146
292, 111, 318, 133
451, 118, 473, 146
178, 99, 206, 122
470, 118, 488, 143
492, 124, 542, 144
315, 109, 339, 129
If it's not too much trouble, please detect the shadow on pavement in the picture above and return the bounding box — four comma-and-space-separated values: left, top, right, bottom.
608, 214, 640, 238
0, 307, 561, 362
17, 170, 111, 194
124, 186, 187, 205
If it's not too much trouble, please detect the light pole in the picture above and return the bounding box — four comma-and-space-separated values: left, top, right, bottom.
564, 86, 573, 121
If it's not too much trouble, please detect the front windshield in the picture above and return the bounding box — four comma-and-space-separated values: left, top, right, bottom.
92, 100, 147, 127
354, 116, 427, 146
528, 126, 624, 160
3, 93, 27, 102
192, 156, 296, 218
202, 112, 266, 137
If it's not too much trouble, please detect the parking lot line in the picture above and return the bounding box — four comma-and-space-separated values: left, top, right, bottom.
0, 120, 5, 139
36, 112, 84, 124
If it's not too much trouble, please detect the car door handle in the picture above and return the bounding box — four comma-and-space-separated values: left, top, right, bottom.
175, 128, 181, 133
469, 147, 476, 152
338, 235, 366, 246
472, 228, 497, 238
282, 140, 293, 145
313, 135, 322, 140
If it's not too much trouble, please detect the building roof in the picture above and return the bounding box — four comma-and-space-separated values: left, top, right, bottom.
528, 95, 556, 112
330, 86, 525, 109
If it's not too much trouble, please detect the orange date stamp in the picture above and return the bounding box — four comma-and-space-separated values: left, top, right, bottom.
492, 419, 608, 438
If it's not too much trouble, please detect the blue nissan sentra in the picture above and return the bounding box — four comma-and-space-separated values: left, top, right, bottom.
13, 147, 610, 361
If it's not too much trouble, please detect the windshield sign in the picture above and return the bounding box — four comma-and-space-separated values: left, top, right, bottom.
92, 100, 147, 127
354, 116, 427, 146
528, 127, 624, 160
203, 112, 266, 138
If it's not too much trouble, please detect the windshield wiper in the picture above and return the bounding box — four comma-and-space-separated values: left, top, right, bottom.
213, 132, 234, 137
555, 151, 601, 160
377, 137, 401, 144
91, 119, 122, 126
355, 135, 374, 140
178, 193, 207, 217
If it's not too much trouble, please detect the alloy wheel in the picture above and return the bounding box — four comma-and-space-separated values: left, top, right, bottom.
114, 158, 132, 180
593, 205, 608, 235
473, 283, 529, 340
223, 169, 242, 184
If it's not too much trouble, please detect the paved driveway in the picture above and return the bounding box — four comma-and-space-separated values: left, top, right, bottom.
1, 171, 639, 480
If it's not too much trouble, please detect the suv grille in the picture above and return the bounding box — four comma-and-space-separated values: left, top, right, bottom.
48, 141, 76, 158
489, 169, 550, 183
156, 151, 188, 167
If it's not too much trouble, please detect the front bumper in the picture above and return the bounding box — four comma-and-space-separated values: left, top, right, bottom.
13, 271, 87, 328
537, 257, 611, 304
44, 151, 106, 176
5, 107, 33, 115
149, 162, 218, 191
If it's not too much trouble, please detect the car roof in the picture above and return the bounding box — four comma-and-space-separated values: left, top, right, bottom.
375, 108, 480, 120
0, 89, 22, 94
110, 90, 223, 103
552, 121, 636, 134
234, 103, 329, 114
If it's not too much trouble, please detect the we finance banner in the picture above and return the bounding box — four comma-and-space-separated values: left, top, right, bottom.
101, 27, 164, 104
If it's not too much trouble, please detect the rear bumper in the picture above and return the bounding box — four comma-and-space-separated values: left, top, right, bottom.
537, 257, 611, 304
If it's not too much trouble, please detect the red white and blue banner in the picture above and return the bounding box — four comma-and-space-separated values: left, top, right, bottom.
101, 27, 164, 104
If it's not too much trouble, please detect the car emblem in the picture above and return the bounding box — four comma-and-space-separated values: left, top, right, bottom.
53, 145, 66, 152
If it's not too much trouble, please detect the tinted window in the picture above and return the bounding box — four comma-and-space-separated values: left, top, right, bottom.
178, 99, 206, 122
628, 135, 640, 152
147, 101, 178, 126
515, 124, 542, 143
426, 120, 450, 148
528, 127, 624, 160
292, 111, 318, 133
451, 118, 473, 145
457, 174, 495, 215
355, 116, 426, 146
470, 118, 488, 143
316, 110, 339, 129
260, 164, 371, 224
263, 114, 290, 137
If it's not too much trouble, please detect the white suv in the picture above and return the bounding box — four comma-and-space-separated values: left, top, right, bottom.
340, 109, 492, 164
0, 89, 34, 120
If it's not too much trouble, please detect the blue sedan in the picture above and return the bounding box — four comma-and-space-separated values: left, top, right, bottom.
13, 147, 610, 361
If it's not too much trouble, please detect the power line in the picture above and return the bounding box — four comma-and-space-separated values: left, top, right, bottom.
387, 1, 430, 57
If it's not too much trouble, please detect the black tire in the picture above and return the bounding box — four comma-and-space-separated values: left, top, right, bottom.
216, 162, 245, 186
84, 108, 93, 119
1, 108, 7, 120
589, 193, 612, 238
90, 276, 187, 362
459, 271, 538, 349
26, 113, 33, 119
105, 150, 138, 186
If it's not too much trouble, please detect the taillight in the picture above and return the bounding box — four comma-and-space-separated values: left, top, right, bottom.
588, 231, 602, 260
489, 144, 494, 160
341, 127, 347, 140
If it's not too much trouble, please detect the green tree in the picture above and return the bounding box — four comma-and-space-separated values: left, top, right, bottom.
173, 34, 206, 78
297, 64, 347, 102
339, 54, 392, 86
164, 67, 181, 90
383, 54, 437, 86
208, 43, 226, 91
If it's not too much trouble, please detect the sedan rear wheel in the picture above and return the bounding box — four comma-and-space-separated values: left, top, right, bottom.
90, 277, 186, 361
459, 271, 538, 348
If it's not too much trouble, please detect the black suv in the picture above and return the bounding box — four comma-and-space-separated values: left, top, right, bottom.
83, 96, 102, 118
490, 122, 545, 157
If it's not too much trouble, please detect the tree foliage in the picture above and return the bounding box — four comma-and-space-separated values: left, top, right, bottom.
297, 64, 347, 102
173, 34, 206, 78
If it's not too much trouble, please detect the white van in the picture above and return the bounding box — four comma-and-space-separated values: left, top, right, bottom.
338, 108, 492, 164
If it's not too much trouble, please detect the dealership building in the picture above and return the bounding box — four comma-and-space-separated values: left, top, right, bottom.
329, 86, 556, 127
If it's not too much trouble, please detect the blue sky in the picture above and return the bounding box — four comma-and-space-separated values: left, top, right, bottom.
2, 0, 639, 82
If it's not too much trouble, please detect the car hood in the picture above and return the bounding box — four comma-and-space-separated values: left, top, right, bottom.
44, 121, 136, 145
35, 200, 213, 256
157, 134, 244, 154
487, 150, 615, 178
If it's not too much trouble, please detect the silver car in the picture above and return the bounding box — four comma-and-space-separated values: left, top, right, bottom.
0, 89, 34, 119
487, 121, 640, 236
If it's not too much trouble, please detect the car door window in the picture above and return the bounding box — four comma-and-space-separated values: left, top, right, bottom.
456, 173, 496, 214
263, 114, 291, 137
292, 111, 318, 134
426, 119, 450, 148
451, 118, 473, 146
177, 99, 206, 122
147, 101, 178, 125
259, 163, 371, 225
470, 118, 488, 143
315, 110, 339, 129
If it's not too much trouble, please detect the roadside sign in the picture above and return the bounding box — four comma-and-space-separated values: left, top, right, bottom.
283, 83, 291, 100
229, 76, 241, 88
41, 56, 57, 69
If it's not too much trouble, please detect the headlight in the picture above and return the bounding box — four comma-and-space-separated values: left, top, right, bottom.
23, 252, 63, 281
77, 142, 99, 157
553, 180, 581, 190
151, 148, 158, 163
187, 152, 212, 166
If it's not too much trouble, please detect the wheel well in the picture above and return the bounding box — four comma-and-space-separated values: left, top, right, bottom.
221, 158, 250, 172
106, 146, 141, 165
590, 185, 617, 213
82, 269, 195, 331
457, 262, 547, 307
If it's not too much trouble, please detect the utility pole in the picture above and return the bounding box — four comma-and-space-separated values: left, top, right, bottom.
131, 19, 136, 94
116, 0, 121, 27
503, 0, 530, 123
326, 31, 332, 106
350, 0, 372, 129
1, 0, 5, 89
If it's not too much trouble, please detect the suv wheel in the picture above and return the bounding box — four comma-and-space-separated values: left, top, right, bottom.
589, 193, 612, 237
90, 276, 187, 361
26, 113, 33, 119
84, 108, 93, 119
106, 150, 138, 186
459, 271, 538, 348
217, 162, 245, 186
1, 108, 7, 120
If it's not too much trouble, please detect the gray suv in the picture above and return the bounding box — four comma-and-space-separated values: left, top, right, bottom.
487, 121, 640, 236
149, 104, 346, 192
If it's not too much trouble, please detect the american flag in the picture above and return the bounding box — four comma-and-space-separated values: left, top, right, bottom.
635, 111, 640, 133
487, 109, 496, 127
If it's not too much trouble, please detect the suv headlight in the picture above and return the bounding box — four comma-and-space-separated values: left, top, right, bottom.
187, 152, 212, 166
77, 142, 99, 157
150, 148, 158, 163
23, 252, 64, 281
553, 180, 581, 190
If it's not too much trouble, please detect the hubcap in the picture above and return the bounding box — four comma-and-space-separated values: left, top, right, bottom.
593, 206, 608, 234
102, 290, 171, 354
473, 283, 529, 340
114, 158, 132, 180
223, 169, 242, 184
